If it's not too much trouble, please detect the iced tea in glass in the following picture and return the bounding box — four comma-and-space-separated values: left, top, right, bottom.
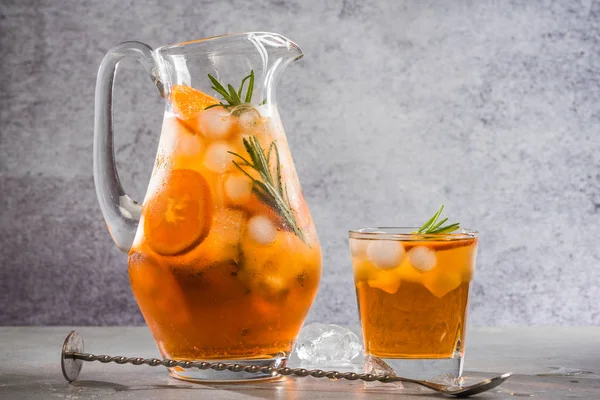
349, 228, 477, 380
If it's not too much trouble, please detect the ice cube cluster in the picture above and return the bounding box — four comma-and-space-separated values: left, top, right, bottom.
294, 323, 362, 367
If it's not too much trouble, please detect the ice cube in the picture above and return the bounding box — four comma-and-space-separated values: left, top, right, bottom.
237, 106, 261, 129
247, 215, 277, 245
350, 239, 368, 257
204, 141, 234, 173
224, 174, 253, 205
176, 129, 204, 157
408, 246, 437, 272
295, 323, 361, 367
196, 107, 234, 139
366, 240, 404, 269
363, 355, 404, 389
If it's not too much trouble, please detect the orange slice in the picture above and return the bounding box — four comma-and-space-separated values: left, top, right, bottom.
170, 85, 219, 120
423, 272, 461, 298
403, 237, 476, 252
367, 269, 401, 294
144, 169, 213, 256
168, 208, 245, 269
368, 278, 401, 295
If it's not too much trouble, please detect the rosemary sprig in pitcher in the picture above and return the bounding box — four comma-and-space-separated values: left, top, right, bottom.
229, 136, 307, 244
205, 70, 257, 110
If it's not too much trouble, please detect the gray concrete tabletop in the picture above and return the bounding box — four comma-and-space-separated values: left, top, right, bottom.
1, 327, 599, 399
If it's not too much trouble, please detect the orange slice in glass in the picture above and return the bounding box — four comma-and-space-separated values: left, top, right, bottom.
170, 85, 219, 121
368, 269, 401, 294
423, 271, 461, 298
144, 169, 213, 256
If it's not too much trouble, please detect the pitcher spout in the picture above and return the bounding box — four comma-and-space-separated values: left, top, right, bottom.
249, 32, 303, 63
247, 32, 303, 105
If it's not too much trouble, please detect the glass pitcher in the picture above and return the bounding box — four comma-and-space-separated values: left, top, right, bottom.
93, 32, 322, 382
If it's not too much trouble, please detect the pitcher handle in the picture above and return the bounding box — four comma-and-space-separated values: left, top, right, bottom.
93, 41, 163, 253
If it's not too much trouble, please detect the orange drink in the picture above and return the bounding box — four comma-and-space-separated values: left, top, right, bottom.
128, 82, 321, 380
93, 33, 320, 383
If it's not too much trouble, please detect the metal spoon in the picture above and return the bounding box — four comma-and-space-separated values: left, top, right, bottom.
61, 331, 511, 397
401, 372, 512, 397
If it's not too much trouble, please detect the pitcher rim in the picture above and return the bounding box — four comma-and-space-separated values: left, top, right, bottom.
156, 31, 304, 59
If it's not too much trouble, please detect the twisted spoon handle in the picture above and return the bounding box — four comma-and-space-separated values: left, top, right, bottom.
65, 351, 405, 383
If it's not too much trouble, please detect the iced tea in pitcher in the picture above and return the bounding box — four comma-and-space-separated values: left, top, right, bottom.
93, 33, 322, 382
129, 80, 322, 363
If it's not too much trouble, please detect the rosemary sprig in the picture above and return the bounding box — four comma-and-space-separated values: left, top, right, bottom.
414, 205, 460, 234
205, 70, 257, 110
228, 136, 307, 244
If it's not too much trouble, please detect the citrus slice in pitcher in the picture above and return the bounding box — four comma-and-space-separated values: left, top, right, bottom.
170, 85, 219, 121
144, 169, 213, 255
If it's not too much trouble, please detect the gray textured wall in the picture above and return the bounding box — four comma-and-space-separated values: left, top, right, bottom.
1, 0, 599, 326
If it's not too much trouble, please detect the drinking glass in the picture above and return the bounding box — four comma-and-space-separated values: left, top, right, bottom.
349, 227, 478, 381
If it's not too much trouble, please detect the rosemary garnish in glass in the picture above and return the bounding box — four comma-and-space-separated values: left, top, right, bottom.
228, 136, 307, 244
414, 205, 460, 234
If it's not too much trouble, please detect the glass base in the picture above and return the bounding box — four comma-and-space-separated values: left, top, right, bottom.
373, 356, 463, 383
168, 354, 287, 383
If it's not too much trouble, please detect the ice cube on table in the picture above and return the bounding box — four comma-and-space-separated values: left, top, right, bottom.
363, 354, 404, 389
294, 323, 361, 367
